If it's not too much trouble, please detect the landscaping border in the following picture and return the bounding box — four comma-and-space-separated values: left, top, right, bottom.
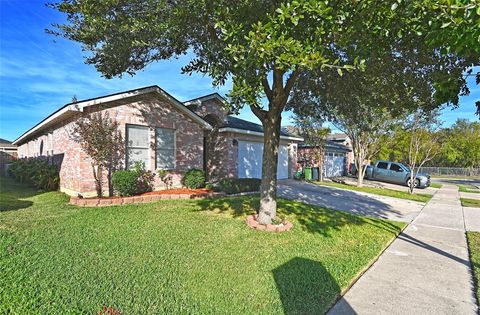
245, 214, 294, 232
70, 191, 226, 207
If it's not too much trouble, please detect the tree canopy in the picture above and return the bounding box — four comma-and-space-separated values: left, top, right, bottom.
49, 0, 479, 223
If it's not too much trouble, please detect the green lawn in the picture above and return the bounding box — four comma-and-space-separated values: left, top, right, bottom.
461, 198, 480, 208
467, 232, 480, 307
0, 177, 404, 314
315, 181, 432, 203
429, 182, 442, 189
458, 184, 480, 194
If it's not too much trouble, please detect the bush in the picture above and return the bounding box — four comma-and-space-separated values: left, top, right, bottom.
111, 170, 139, 196
9, 159, 59, 191
182, 169, 205, 189
215, 178, 261, 194
112, 162, 155, 196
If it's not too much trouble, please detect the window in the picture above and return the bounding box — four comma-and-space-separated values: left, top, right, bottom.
389, 163, 403, 172
126, 125, 149, 169
156, 128, 175, 169
377, 162, 388, 169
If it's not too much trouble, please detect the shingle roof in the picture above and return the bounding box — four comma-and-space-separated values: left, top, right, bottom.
0, 138, 16, 148
299, 140, 351, 152
221, 116, 295, 137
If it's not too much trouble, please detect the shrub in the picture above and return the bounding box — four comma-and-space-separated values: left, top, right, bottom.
9, 159, 59, 191
215, 178, 261, 194
111, 170, 139, 196
182, 169, 205, 189
112, 162, 155, 196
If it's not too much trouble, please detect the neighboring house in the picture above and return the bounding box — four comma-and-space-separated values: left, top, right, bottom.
326, 133, 354, 167
297, 141, 352, 177
0, 138, 17, 174
281, 127, 352, 177
13, 86, 302, 197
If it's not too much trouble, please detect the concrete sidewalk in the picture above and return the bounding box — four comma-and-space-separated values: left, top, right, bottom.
328, 184, 478, 315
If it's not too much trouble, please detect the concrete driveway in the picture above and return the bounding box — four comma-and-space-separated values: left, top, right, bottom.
278, 180, 425, 223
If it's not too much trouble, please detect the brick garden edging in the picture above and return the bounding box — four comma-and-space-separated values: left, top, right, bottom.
70, 191, 226, 207
245, 214, 293, 232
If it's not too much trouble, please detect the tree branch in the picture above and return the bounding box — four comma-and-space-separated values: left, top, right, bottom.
262, 77, 273, 102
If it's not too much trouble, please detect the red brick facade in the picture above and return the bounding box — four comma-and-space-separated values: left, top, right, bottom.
16, 88, 301, 196
17, 93, 205, 197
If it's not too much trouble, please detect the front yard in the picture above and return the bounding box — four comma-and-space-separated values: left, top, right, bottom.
0, 177, 404, 314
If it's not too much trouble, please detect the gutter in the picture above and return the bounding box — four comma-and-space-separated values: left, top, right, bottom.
218, 127, 304, 142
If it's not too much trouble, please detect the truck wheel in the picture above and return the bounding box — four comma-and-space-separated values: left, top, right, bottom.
407, 178, 420, 188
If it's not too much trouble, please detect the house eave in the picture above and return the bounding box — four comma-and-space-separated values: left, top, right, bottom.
218, 127, 304, 142
13, 86, 212, 146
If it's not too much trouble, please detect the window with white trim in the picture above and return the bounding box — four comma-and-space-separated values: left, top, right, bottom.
156, 128, 175, 169
126, 125, 149, 169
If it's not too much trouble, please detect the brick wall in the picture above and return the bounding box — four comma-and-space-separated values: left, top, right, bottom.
16, 93, 205, 196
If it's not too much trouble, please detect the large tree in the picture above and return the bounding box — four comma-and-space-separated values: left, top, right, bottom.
50, 0, 477, 224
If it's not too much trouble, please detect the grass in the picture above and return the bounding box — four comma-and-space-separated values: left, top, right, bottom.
429, 182, 442, 189
0, 176, 405, 314
314, 181, 432, 203
458, 184, 480, 194
461, 198, 480, 208
467, 232, 480, 307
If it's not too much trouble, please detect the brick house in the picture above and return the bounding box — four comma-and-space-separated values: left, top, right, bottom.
13, 86, 302, 197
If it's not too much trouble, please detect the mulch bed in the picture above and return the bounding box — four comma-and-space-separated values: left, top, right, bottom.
70, 188, 224, 207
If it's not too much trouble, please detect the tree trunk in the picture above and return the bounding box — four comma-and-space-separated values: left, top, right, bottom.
107, 167, 113, 197
257, 113, 281, 225
92, 164, 103, 197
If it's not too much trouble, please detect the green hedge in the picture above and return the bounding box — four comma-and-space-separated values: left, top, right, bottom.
215, 178, 261, 194
182, 169, 206, 189
9, 159, 59, 191
112, 162, 155, 196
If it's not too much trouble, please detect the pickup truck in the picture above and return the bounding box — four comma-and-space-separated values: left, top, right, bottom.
365, 161, 431, 188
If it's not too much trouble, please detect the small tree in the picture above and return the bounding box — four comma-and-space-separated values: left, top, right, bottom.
405, 110, 441, 194
294, 115, 330, 181
71, 112, 125, 197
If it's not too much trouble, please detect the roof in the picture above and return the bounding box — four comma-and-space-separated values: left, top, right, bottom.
13, 85, 212, 145
13, 85, 303, 145
183, 93, 227, 105
299, 140, 351, 152
327, 133, 349, 141
0, 138, 16, 148
219, 116, 303, 141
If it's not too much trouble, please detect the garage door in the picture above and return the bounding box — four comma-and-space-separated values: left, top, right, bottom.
238, 141, 289, 179
324, 153, 345, 177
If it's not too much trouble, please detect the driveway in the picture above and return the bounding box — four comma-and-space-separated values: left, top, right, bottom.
278, 180, 425, 223
344, 177, 439, 195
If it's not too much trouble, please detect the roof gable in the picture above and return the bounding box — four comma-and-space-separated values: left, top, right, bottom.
13, 86, 212, 145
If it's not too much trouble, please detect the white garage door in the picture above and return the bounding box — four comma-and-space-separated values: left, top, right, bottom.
238, 141, 289, 179
324, 153, 345, 177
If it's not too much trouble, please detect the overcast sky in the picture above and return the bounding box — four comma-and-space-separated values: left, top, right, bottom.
0, 0, 478, 142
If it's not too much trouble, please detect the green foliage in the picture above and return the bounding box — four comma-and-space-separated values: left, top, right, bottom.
0, 176, 404, 314
111, 170, 139, 197
182, 169, 206, 189
112, 162, 154, 196
9, 159, 59, 191
375, 119, 480, 169
215, 178, 261, 194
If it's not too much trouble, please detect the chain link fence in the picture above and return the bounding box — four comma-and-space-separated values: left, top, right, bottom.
418, 167, 480, 177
